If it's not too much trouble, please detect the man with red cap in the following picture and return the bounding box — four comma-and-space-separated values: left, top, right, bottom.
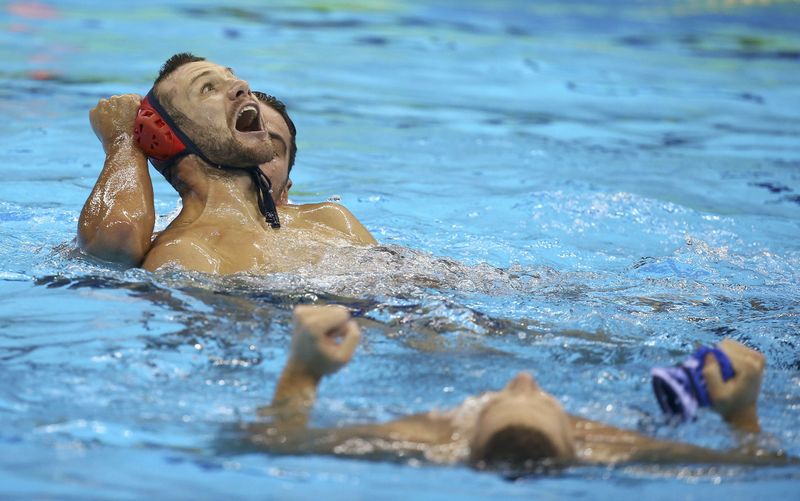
79, 53, 375, 273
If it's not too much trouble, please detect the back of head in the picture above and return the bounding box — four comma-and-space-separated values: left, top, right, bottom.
470, 424, 560, 468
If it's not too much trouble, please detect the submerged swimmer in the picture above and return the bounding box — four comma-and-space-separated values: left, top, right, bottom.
244, 305, 791, 469
78, 53, 375, 273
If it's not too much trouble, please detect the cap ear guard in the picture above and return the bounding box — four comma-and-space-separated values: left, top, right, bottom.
133, 94, 187, 166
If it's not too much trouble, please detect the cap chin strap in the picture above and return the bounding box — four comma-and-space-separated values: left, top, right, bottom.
145, 89, 281, 228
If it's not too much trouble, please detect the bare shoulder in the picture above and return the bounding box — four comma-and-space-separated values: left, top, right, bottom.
141, 231, 220, 273
292, 202, 377, 245
296, 201, 356, 219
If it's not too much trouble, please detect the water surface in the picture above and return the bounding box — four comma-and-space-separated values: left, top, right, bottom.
1, 0, 799, 499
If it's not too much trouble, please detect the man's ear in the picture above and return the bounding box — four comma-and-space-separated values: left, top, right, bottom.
279, 179, 292, 204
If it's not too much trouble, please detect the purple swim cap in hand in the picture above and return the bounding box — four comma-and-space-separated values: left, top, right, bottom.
651, 345, 735, 422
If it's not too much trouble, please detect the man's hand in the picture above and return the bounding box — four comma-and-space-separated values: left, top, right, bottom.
291, 305, 361, 378
79, 93, 153, 266
703, 339, 765, 432
89, 94, 142, 153
264, 305, 360, 424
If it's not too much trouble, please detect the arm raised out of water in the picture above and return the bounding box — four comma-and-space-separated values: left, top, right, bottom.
78, 94, 155, 266
260, 305, 361, 429
548, 339, 781, 466
704, 339, 764, 433
248, 305, 455, 458
248, 309, 791, 468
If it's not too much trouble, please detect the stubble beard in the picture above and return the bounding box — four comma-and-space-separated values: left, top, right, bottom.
171, 106, 269, 168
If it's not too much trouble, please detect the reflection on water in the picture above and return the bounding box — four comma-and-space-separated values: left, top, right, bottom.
1, 0, 799, 497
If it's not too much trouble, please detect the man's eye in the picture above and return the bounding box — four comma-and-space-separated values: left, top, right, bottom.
201, 83, 215, 94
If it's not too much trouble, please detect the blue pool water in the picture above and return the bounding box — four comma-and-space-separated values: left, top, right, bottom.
1, 0, 799, 498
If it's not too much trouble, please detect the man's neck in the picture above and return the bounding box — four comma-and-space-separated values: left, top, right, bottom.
173, 155, 267, 228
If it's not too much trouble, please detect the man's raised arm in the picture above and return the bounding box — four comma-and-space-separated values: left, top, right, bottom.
257, 305, 361, 430
615, 339, 787, 465
78, 94, 155, 266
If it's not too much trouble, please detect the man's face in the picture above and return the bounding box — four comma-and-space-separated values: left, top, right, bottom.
258, 102, 293, 205
156, 61, 274, 168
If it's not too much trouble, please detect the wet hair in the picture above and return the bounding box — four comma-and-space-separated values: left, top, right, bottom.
154, 52, 205, 90
254, 91, 297, 174
471, 425, 559, 467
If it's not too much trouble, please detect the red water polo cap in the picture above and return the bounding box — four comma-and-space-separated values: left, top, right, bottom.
133, 92, 187, 165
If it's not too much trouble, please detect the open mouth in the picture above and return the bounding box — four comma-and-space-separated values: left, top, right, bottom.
234, 103, 263, 133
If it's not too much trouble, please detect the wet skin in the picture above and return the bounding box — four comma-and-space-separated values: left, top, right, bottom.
248, 306, 790, 468
79, 61, 375, 272
156, 61, 275, 168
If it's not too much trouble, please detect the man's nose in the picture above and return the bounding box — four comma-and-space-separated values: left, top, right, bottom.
227, 80, 251, 100
507, 372, 539, 393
